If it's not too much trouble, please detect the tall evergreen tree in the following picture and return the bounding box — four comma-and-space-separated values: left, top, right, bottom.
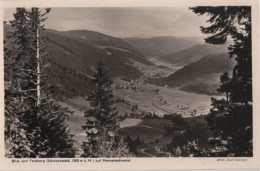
5, 8, 75, 157
82, 62, 133, 157
217, 72, 231, 103
189, 6, 252, 156
4, 18, 33, 156
190, 6, 252, 103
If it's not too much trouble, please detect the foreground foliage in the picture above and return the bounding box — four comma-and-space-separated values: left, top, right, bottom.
5, 8, 75, 158
189, 6, 252, 156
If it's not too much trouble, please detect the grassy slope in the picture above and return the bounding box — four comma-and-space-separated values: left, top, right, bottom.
120, 119, 173, 142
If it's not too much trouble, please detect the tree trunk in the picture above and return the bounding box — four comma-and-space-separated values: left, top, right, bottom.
36, 8, 41, 106
226, 92, 229, 103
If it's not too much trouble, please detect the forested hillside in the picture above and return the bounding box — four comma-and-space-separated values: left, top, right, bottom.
61, 30, 144, 56
161, 53, 234, 94
157, 43, 229, 65
4, 25, 153, 97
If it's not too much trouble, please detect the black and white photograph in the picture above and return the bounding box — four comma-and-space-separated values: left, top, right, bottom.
1, 0, 259, 168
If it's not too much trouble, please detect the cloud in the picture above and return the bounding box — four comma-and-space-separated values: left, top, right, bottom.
4, 7, 209, 38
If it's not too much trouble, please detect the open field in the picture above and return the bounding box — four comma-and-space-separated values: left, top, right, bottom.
59, 100, 174, 157
64, 76, 216, 118
120, 125, 163, 143
120, 118, 173, 142
61, 95, 208, 157
113, 77, 218, 117
139, 119, 173, 129
120, 118, 142, 128
60, 77, 217, 157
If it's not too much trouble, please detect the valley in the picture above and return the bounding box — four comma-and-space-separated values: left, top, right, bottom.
112, 77, 214, 117
5, 24, 228, 157
46, 29, 229, 157
3, 6, 252, 159
61, 72, 219, 157
134, 57, 182, 78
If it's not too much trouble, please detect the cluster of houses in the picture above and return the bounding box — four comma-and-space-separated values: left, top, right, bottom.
176, 105, 197, 116
115, 79, 146, 92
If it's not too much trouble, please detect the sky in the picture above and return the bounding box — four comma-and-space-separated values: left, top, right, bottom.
4, 7, 209, 38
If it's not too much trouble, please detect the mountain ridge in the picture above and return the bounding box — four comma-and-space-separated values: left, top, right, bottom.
123, 36, 204, 57
166, 53, 234, 94
149, 53, 234, 95
157, 43, 230, 66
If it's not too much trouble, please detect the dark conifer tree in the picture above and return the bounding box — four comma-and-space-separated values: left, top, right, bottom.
190, 6, 252, 103
217, 72, 231, 103
5, 8, 75, 158
4, 17, 33, 156
189, 6, 252, 157
82, 62, 133, 157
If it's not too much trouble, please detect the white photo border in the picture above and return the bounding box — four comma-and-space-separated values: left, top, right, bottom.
0, 0, 259, 170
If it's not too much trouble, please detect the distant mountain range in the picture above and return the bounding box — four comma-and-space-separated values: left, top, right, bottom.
5, 24, 234, 96
123, 36, 204, 57
162, 53, 235, 94
157, 43, 230, 66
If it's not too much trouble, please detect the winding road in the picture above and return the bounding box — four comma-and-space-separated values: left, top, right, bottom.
140, 148, 154, 157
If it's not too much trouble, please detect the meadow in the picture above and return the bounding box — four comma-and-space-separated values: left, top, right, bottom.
60, 78, 216, 157
113, 78, 215, 117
